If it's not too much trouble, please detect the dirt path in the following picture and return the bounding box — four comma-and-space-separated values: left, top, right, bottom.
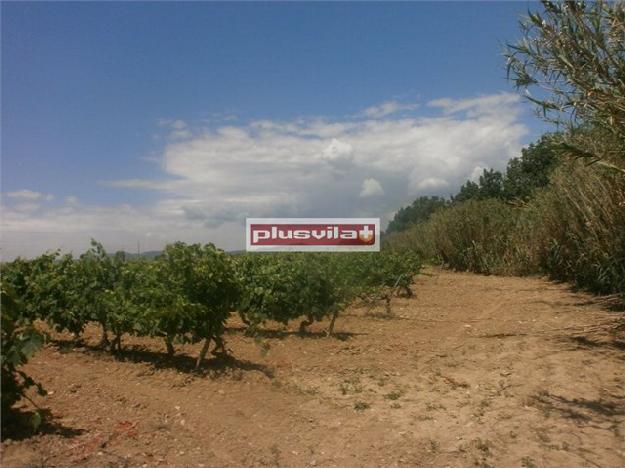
2, 268, 624, 467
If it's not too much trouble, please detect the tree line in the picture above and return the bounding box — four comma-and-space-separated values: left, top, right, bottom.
385, 1, 625, 297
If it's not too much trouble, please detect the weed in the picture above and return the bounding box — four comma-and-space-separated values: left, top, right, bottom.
429, 440, 440, 453
385, 390, 403, 400
521, 456, 537, 468
354, 401, 370, 411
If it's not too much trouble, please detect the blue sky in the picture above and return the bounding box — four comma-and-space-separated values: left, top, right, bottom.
2, 1, 547, 258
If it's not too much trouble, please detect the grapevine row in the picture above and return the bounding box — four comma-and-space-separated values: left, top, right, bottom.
1, 241, 421, 418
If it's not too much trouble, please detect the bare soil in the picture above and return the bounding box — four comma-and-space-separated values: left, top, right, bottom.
2, 268, 624, 467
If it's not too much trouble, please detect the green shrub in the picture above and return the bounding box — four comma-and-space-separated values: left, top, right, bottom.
518, 162, 625, 295
386, 161, 625, 298
1, 283, 45, 424
236, 253, 338, 332
156, 243, 240, 367
385, 196, 449, 235
236, 251, 422, 334
422, 199, 519, 274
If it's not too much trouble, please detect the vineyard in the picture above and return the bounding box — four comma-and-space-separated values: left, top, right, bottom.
1, 241, 421, 429
2, 1, 625, 466
2, 266, 624, 467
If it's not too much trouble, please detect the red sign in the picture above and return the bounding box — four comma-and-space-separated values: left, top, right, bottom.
246, 218, 380, 252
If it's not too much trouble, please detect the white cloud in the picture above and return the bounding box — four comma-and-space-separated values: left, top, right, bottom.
415, 177, 448, 190
469, 166, 485, 182
6, 190, 54, 202
360, 178, 384, 197
361, 100, 419, 118
427, 92, 521, 117
170, 120, 187, 130
322, 138, 353, 162
1, 93, 529, 258
12, 203, 42, 213
157, 118, 192, 140
1, 198, 244, 260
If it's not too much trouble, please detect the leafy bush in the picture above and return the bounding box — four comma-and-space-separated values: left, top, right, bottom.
386, 161, 625, 297
503, 134, 561, 201
330, 252, 422, 314
454, 169, 505, 203
505, 0, 625, 169
236, 253, 341, 334
100, 258, 151, 353
385, 196, 449, 235
72, 241, 122, 347
452, 135, 561, 204
237, 252, 422, 333
516, 162, 625, 295
421, 199, 519, 274
1, 283, 45, 425
136, 260, 194, 357
2, 239, 423, 370
156, 243, 240, 367
3, 252, 83, 337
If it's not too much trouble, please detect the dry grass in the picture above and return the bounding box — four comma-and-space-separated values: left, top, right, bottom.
386, 161, 625, 297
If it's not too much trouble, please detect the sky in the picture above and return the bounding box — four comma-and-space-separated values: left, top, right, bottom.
1, 1, 548, 259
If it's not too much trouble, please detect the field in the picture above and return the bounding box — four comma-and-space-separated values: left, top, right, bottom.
3, 268, 624, 467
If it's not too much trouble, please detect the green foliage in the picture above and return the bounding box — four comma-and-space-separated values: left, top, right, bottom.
503, 134, 561, 201
515, 162, 625, 294
1, 241, 243, 367
236, 253, 344, 334
382, 222, 437, 262
385, 196, 449, 235
137, 260, 194, 356
453, 179, 480, 203
381, 2, 624, 295
331, 252, 422, 298
453, 135, 561, 204
101, 257, 150, 353
422, 199, 519, 274
505, 0, 625, 171
2, 239, 423, 371
237, 251, 422, 333
1, 283, 45, 424
156, 243, 240, 366
22, 252, 85, 337
336, 251, 422, 314
73, 241, 124, 346
386, 159, 625, 297
454, 169, 504, 203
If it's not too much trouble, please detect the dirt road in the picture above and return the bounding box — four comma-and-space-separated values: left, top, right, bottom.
2, 268, 624, 467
